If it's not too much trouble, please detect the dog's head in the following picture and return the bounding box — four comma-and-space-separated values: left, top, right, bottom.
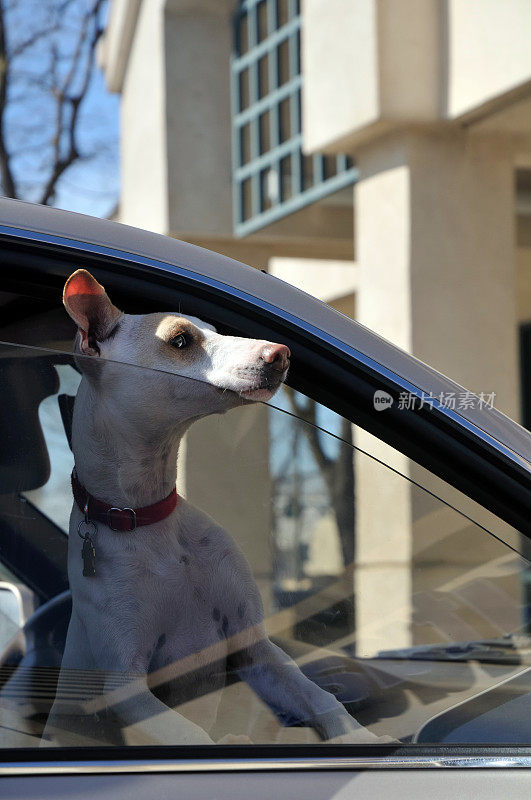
63, 270, 290, 418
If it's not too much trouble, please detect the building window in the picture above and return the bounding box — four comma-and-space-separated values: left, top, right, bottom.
231, 0, 357, 236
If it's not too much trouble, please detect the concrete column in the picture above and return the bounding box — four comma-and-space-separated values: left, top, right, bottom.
161, 2, 274, 602
354, 130, 519, 656
184, 404, 274, 610
120, 0, 169, 233
164, 0, 235, 238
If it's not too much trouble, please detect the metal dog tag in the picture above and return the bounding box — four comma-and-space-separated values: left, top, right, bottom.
78, 519, 97, 577
81, 534, 96, 577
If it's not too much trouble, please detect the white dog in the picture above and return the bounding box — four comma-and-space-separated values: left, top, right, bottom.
44, 269, 384, 747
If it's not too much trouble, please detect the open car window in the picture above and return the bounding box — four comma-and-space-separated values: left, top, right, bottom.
0, 342, 528, 750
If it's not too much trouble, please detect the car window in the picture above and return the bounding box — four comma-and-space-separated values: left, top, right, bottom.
0, 341, 528, 750
24, 364, 80, 533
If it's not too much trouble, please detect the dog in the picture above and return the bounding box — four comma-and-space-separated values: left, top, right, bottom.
44, 269, 385, 747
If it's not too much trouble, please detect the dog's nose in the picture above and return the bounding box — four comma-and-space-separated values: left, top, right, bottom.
261, 343, 290, 371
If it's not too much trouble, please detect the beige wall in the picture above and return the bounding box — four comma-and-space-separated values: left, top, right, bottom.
164, 0, 235, 238
354, 434, 412, 656
100, 0, 142, 93
115, 0, 236, 238
356, 130, 519, 416
303, 0, 441, 154
302, 0, 382, 154
119, 0, 169, 233
303, 0, 531, 155
268, 258, 357, 304
183, 404, 274, 607
353, 129, 520, 654
446, 0, 531, 119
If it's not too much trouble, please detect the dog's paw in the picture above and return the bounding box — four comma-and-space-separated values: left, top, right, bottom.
216, 734, 253, 745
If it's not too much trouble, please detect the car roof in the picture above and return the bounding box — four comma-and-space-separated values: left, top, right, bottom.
0, 197, 529, 466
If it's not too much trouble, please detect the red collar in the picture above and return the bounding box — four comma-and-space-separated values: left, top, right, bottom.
71, 470, 179, 532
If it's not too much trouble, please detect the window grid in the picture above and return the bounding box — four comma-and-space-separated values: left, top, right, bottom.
231, 0, 357, 237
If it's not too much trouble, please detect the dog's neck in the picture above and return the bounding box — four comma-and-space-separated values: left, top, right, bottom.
71, 377, 187, 508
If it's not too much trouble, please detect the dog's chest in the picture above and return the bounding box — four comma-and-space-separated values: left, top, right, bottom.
146, 611, 228, 711
68, 507, 245, 715
71, 524, 231, 649
140, 548, 231, 710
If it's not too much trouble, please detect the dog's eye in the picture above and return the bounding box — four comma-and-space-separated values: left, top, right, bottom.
169, 332, 188, 349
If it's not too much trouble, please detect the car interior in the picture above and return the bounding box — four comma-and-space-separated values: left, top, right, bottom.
0, 244, 529, 751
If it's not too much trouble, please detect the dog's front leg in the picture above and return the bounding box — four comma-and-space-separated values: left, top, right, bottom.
99, 672, 214, 747
48, 607, 213, 747
90, 630, 215, 747
234, 637, 385, 743
218, 535, 389, 743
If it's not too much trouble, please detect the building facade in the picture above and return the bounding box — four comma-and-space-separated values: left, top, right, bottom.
100, 0, 531, 653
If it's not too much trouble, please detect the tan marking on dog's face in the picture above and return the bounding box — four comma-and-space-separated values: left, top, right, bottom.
154, 316, 208, 365
150, 315, 210, 367
101, 312, 214, 372
95, 310, 289, 404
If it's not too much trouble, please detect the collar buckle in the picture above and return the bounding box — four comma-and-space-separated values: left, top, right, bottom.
107, 506, 137, 532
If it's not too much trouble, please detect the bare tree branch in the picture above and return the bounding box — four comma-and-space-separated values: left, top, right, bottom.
39, 0, 104, 205
284, 387, 355, 567
11, 23, 60, 58
285, 389, 332, 474
0, 0, 113, 209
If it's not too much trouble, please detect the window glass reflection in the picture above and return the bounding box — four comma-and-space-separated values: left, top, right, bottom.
0, 342, 528, 750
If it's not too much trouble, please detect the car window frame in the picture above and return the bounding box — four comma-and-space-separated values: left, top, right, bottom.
0, 226, 529, 535
0, 227, 531, 772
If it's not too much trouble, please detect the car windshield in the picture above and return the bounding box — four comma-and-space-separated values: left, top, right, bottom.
0, 342, 529, 748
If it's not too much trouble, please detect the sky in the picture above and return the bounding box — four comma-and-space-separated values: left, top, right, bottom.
4, 0, 120, 219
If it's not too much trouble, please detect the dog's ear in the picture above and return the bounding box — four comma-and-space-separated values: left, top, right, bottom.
63, 269, 122, 356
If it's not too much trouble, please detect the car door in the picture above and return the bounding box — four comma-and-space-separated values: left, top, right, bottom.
0, 207, 529, 797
